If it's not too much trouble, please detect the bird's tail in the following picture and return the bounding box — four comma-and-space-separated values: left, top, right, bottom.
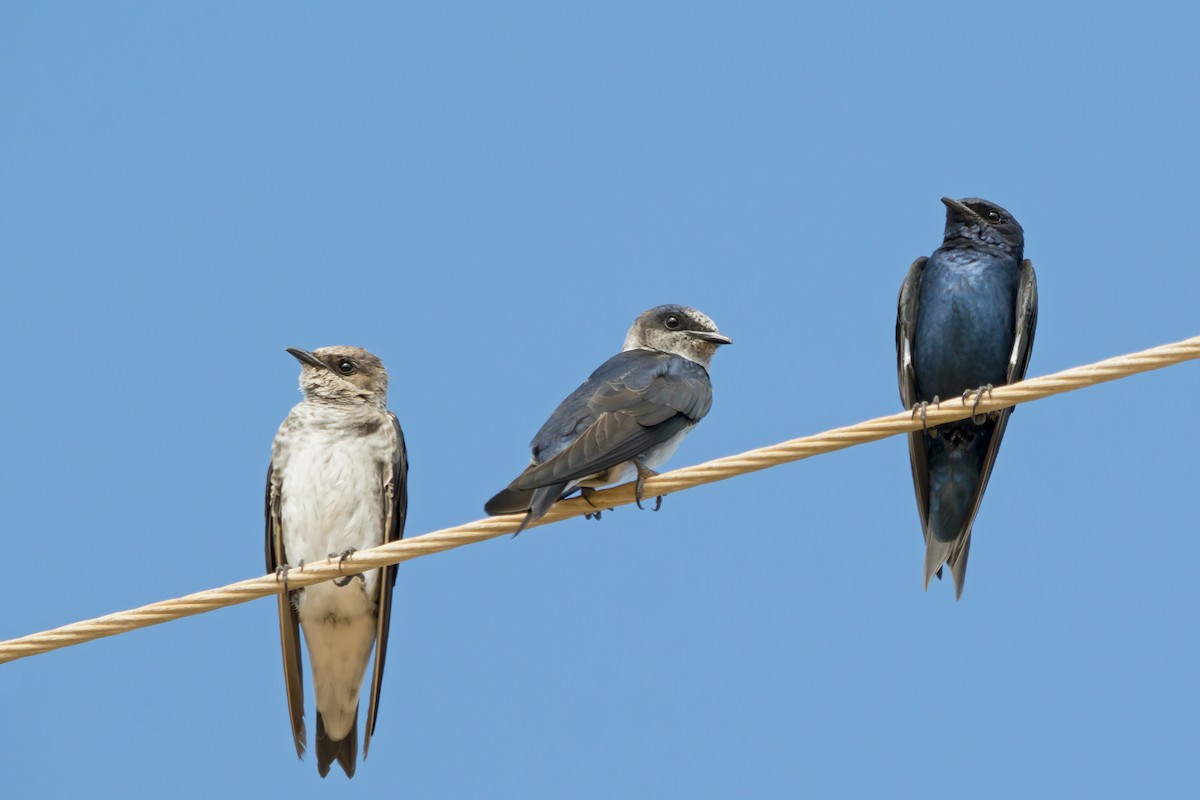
315, 709, 358, 779
923, 529, 972, 600
922, 429, 989, 599
527, 483, 568, 525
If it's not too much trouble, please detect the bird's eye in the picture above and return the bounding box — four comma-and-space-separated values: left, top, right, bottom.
987, 211, 1002, 223
664, 315, 681, 330
337, 359, 356, 375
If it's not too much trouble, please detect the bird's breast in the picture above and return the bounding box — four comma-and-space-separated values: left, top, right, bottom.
914, 253, 1019, 400
275, 419, 392, 568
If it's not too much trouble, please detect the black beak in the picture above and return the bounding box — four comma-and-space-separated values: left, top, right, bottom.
941, 196, 983, 222
688, 330, 733, 346
286, 347, 327, 370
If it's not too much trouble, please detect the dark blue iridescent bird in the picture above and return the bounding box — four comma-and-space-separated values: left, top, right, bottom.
485, 305, 731, 534
896, 197, 1038, 598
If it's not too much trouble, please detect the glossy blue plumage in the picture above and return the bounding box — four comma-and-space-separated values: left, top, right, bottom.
897, 197, 1038, 598
913, 247, 1019, 401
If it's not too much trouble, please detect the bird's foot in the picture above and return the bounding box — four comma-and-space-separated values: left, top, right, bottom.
274, 560, 305, 594
909, 396, 941, 435
633, 462, 663, 512
328, 549, 360, 587
579, 487, 610, 521
961, 385, 994, 424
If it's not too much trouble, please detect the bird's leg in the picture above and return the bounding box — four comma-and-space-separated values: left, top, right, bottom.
579, 487, 607, 521
633, 460, 663, 512
328, 548, 359, 587
961, 385, 994, 424
909, 396, 941, 435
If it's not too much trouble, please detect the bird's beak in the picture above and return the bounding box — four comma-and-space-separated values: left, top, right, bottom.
688, 330, 733, 346
286, 347, 327, 370
941, 196, 983, 222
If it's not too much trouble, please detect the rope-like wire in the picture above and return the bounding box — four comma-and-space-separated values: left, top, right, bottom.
2, 335, 1197, 665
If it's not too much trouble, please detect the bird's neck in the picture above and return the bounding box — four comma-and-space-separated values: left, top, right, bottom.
940, 234, 1021, 263
623, 342, 714, 369
301, 393, 387, 413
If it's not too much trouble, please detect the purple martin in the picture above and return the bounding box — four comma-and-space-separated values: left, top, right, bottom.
897, 198, 1038, 598
485, 305, 731, 533
266, 346, 408, 778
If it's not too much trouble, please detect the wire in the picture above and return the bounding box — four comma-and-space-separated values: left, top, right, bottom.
1, 334, 1197, 665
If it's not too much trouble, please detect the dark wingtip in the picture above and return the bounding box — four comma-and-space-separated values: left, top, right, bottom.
949, 542, 970, 601
484, 487, 533, 516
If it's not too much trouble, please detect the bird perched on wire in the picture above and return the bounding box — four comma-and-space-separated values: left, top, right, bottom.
485, 305, 732, 534
896, 197, 1038, 598
266, 346, 408, 778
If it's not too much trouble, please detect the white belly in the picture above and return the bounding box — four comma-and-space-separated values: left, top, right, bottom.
280, 436, 386, 565
277, 425, 388, 739
297, 582, 377, 739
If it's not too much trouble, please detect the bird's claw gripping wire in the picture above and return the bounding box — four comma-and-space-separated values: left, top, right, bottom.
634, 461, 663, 512
962, 384, 995, 424
274, 560, 305, 594
910, 396, 941, 435
327, 549, 363, 587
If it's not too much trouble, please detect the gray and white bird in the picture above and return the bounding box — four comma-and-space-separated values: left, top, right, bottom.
485, 305, 731, 533
265, 346, 408, 778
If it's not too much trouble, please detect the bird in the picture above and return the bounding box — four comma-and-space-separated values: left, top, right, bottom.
265, 346, 408, 778
896, 197, 1038, 598
485, 305, 732, 534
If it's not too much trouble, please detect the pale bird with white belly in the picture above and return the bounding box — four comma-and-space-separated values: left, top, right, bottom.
266, 346, 408, 778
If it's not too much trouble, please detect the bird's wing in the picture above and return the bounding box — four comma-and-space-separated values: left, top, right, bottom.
1007, 260, 1039, 385
512, 351, 713, 491
896, 256, 931, 523
942, 259, 1039, 594
265, 461, 306, 759
364, 414, 408, 757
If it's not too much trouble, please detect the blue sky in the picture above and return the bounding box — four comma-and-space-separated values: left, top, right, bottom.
3, 3, 1198, 797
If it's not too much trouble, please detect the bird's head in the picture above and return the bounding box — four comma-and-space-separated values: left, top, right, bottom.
623, 305, 732, 367
941, 197, 1024, 257
286, 346, 389, 406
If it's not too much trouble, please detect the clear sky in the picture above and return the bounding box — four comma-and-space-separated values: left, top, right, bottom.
3, 3, 1198, 798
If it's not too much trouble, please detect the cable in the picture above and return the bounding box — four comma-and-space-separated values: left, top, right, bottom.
1, 334, 1196, 665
